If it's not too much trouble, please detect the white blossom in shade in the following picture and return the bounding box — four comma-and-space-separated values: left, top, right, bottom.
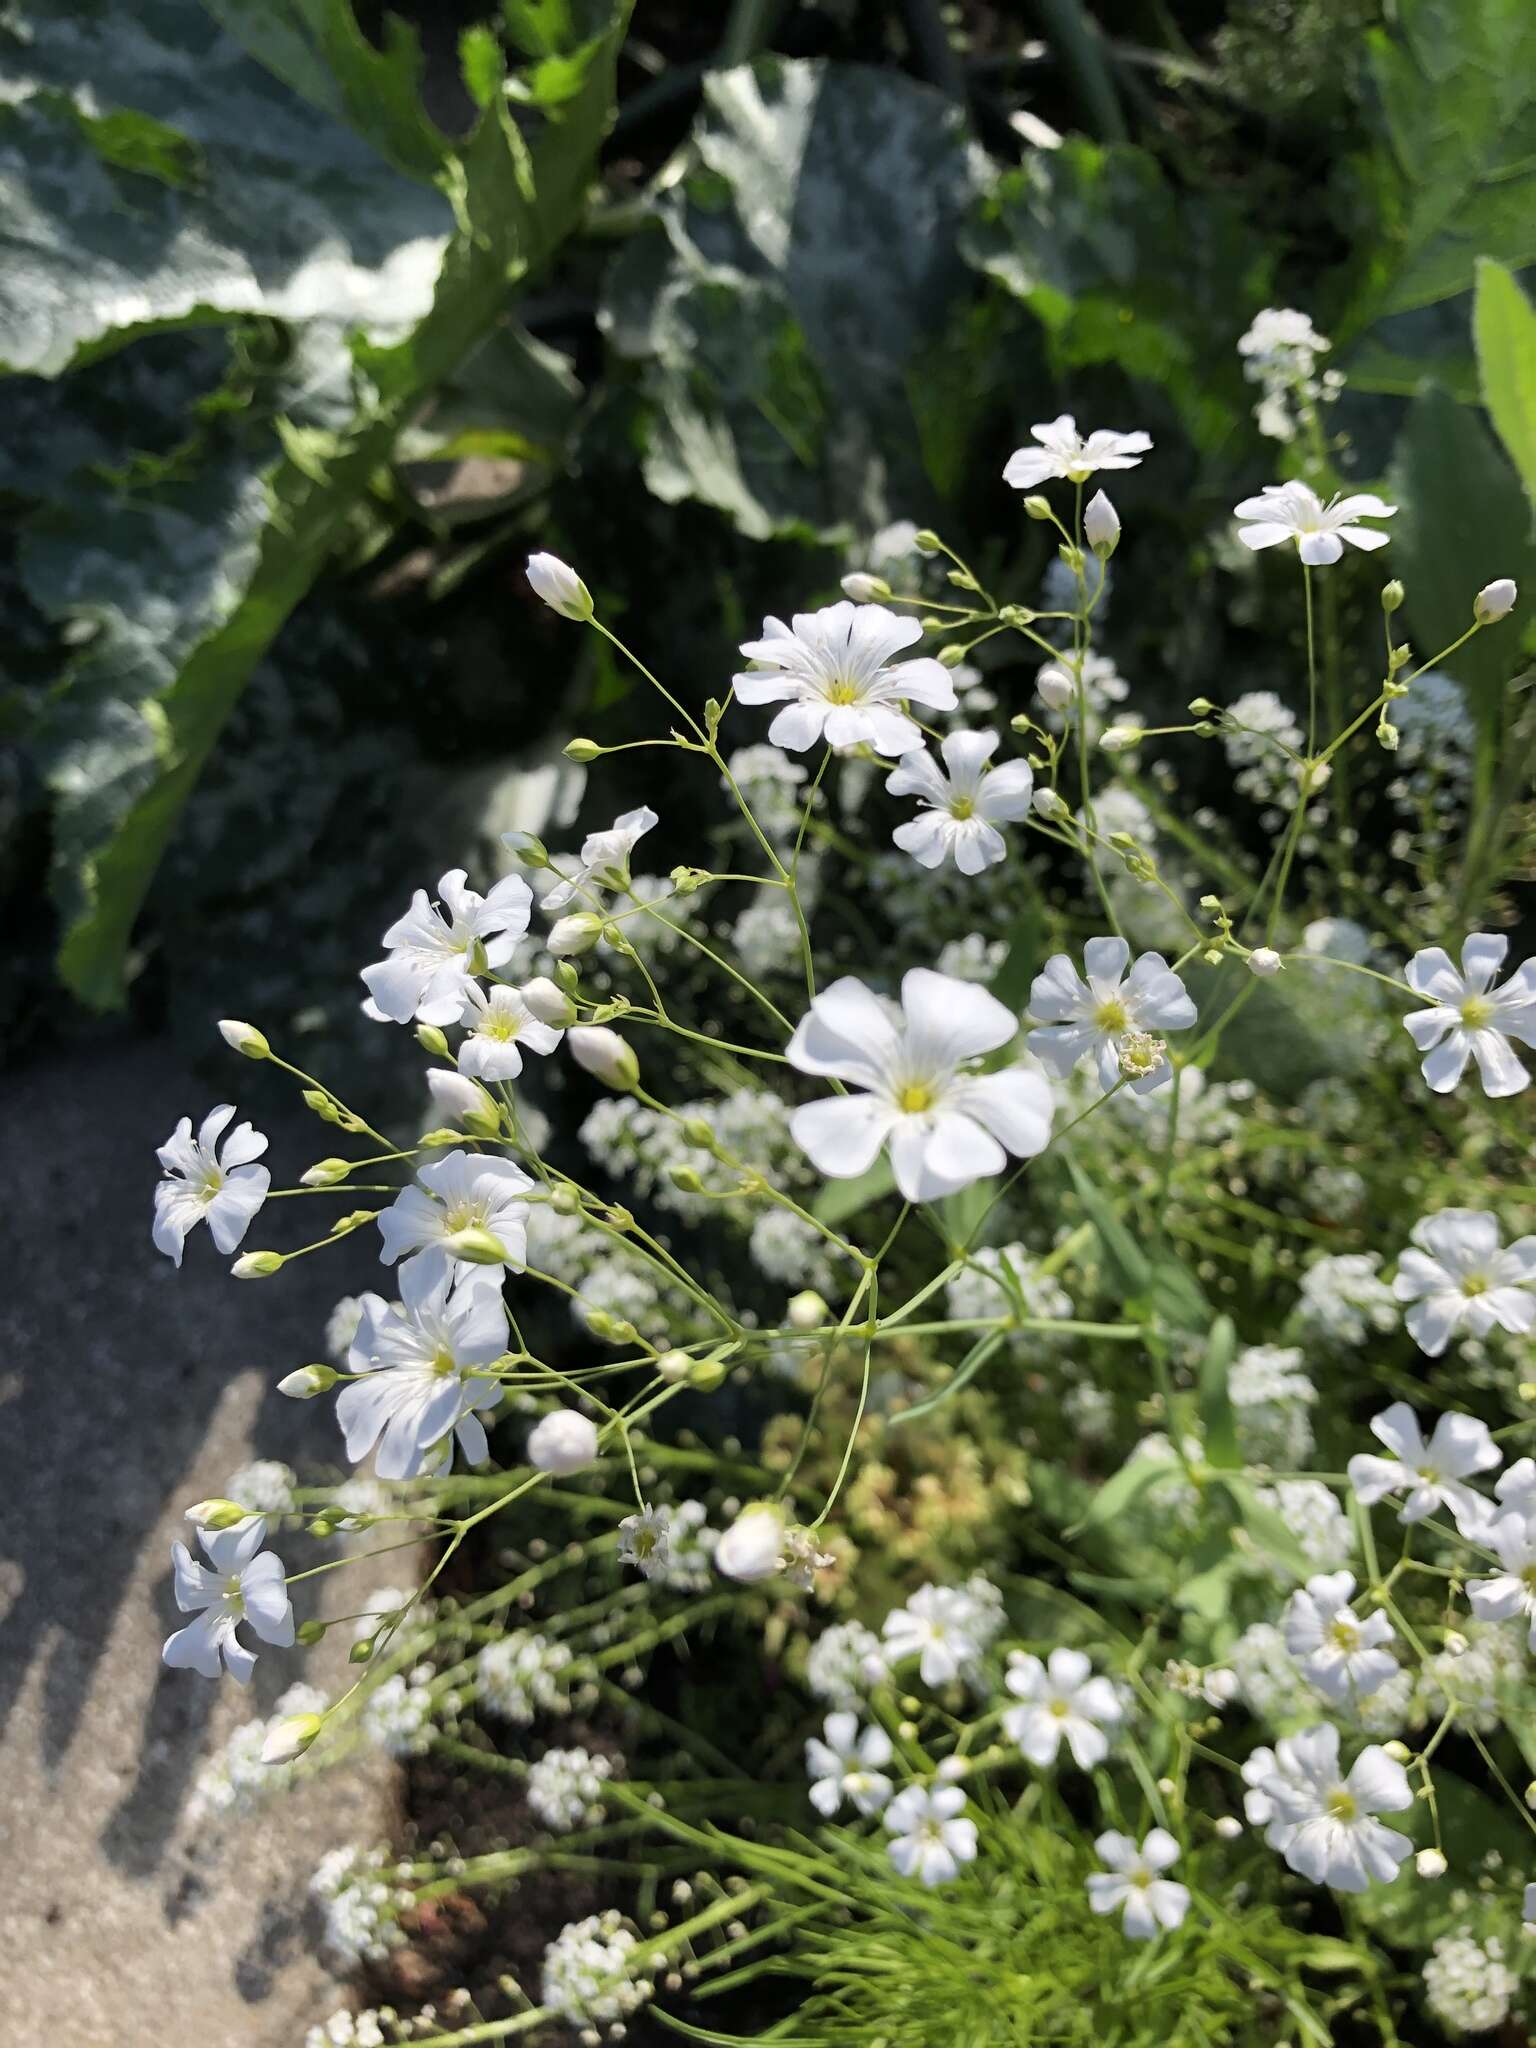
716, 1503, 787, 1582
1002, 1647, 1123, 1768
733, 602, 957, 756
1296, 1252, 1398, 1347
526, 1408, 600, 1474
617, 1502, 671, 1580
542, 1910, 653, 2028
1084, 490, 1120, 553
360, 1673, 434, 1757
1467, 1512, 1536, 1646
542, 806, 658, 913
361, 869, 532, 1027
1234, 481, 1395, 564
310, 1847, 404, 1967
1475, 577, 1518, 623
1239, 308, 1329, 380
1393, 1209, 1536, 1356
1255, 1480, 1354, 1575
190, 1681, 328, 1822
805, 1711, 895, 1817
1003, 415, 1152, 490
456, 982, 564, 1082
1086, 1830, 1190, 1939
162, 1521, 294, 1683
806, 1621, 886, 1706
152, 1104, 270, 1266
882, 1583, 989, 1687
884, 1784, 978, 1886
1348, 1401, 1500, 1537
475, 1630, 572, 1724
1497, 1458, 1536, 1517
1283, 1572, 1399, 1702
785, 970, 1052, 1203
527, 1746, 616, 1831
1247, 1724, 1413, 1891
340, 1262, 506, 1479
377, 1149, 533, 1278
1423, 1932, 1517, 2035
1026, 937, 1196, 1094
525, 552, 592, 620
885, 730, 1034, 874
1403, 933, 1536, 1096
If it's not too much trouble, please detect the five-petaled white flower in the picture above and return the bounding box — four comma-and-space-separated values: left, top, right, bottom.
1282, 1572, 1398, 1703
805, 1711, 894, 1818
1347, 1402, 1499, 1539
1402, 934, 1536, 1097
1026, 938, 1196, 1094
377, 1149, 533, 1278
1468, 1511, 1536, 1647
457, 983, 565, 1083
884, 1784, 977, 1886
1234, 482, 1395, 565
340, 1260, 507, 1479
162, 1521, 294, 1683
786, 970, 1053, 1203
886, 730, 1034, 874
1394, 1209, 1536, 1357
1003, 1647, 1123, 1769
881, 1583, 988, 1688
1246, 1724, 1412, 1892
1004, 415, 1152, 491
152, 1103, 271, 1267
1086, 1830, 1190, 1939
362, 869, 532, 1026
733, 602, 956, 757
541, 806, 658, 913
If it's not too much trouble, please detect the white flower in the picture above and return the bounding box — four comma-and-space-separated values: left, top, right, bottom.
520, 975, 577, 1027
526, 552, 592, 620
542, 1910, 652, 2028
805, 1711, 894, 1817
1394, 1209, 1536, 1357
617, 1502, 671, 1579
1248, 947, 1283, 977
457, 983, 564, 1083
1247, 1724, 1413, 1892
1238, 308, 1329, 375
1086, 1829, 1190, 1939
162, 1521, 294, 1683
1026, 937, 1196, 1094
377, 1149, 533, 1278
1347, 1402, 1500, 1537
1282, 1572, 1399, 1702
786, 969, 1052, 1203
542, 806, 658, 913
1002, 1647, 1123, 1768
1003, 415, 1152, 490
881, 1583, 989, 1687
152, 1104, 270, 1266
806, 1621, 886, 1705
1468, 1511, 1536, 1646
527, 1745, 615, 1831
715, 1504, 786, 1583
1234, 482, 1395, 565
361, 869, 532, 1027
1402, 933, 1536, 1097
885, 730, 1034, 874
527, 1408, 600, 1474
1475, 577, 1517, 623
567, 1025, 639, 1092
340, 1261, 506, 1479
884, 1784, 977, 1885
1084, 490, 1120, 554
733, 602, 957, 756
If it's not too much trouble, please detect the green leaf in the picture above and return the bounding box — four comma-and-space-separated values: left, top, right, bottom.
1217, 1477, 1310, 1583
1066, 1159, 1211, 1336
1196, 1315, 1240, 1470
812, 1156, 895, 1228
1474, 257, 1536, 497
1068, 1448, 1181, 1539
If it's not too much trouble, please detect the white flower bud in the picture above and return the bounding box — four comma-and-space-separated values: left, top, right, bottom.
547, 912, 604, 957
1415, 1848, 1447, 1878
1031, 788, 1069, 820
715, 1504, 785, 1583
218, 1018, 270, 1059
425, 1068, 500, 1132
527, 1409, 601, 1474
232, 1250, 284, 1278
657, 1349, 693, 1383
1214, 1815, 1243, 1839
185, 1498, 253, 1531
787, 1289, 828, 1330
1036, 665, 1075, 712
526, 551, 593, 621
519, 975, 577, 1027
840, 572, 891, 603
261, 1712, 323, 1766
1247, 947, 1283, 977
1383, 1740, 1412, 1763
447, 1225, 511, 1266
1442, 1630, 1468, 1657
568, 1025, 639, 1092
1084, 489, 1120, 557
1474, 577, 1517, 623
277, 1364, 336, 1399
300, 1157, 350, 1187
1099, 725, 1141, 753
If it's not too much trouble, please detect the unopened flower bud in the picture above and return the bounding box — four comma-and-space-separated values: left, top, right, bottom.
302, 1087, 340, 1122
1099, 725, 1140, 752
426, 1068, 501, 1135
1376, 716, 1399, 752
679, 1116, 715, 1150
502, 829, 549, 868
296, 1618, 328, 1646
1022, 494, 1053, 521
1084, 489, 1120, 557
1187, 697, 1216, 716
232, 1250, 284, 1278
568, 1025, 639, 1092
301, 1157, 351, 1187
840, 572, 890, 603
787, 1289, 828, 1330
551, 1182, 582, 1215
1036, 667, 1074, 712
1031, 788, 1069, 820
1214, 1815, 1243, 1839
937, 643, 968, 669
913, 529, 942, 555
349, 1633, 377, 1664
1415, 1848, 1447, 1878
415, 1023, 450, 1058
657, 1349, 693, 1383
1474, 576, 1517, 623
998, 604, 1037, 628
526, 551, 592, 621
1442, 1630, 1468, 1657
1247, 948, 1283, 977
448, 1225, 511, 1266
548, 912, 604, 957
1381, 579, 1405, 612
278, 1363, 337, 1399
261, 1712, 323, 1766
1382, 1740, 1412, 1763
688, 1349, 731, 1391
715, 1504, 785, 1582
667, 1162, 705, 1194
519, 975, 576, 1027
218, 1019, 269, 1059
185, 1498, 252, 1531
563, 737, 602, 762
527, 1409, 600, 1474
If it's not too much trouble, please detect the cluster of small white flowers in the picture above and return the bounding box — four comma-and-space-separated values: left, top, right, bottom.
725, 744, 809, 844
1221, 690, 1305, 821
944, 1244, 1073, 1335
221, 1459, 297, 1514
1254, 1479, 1354, 1573
1237, 307, 1341, 443
1228, 1621, 1317, 1720
474, 1631, 573, 1724
806, 1619, 885, 1706
932, 931, 1007, 983
1295, 1252, 1398, 1347
1422, 1931, 1517, 2035
881, 1577, 1003, 1689
1421, 1622, 1525, 1734
304, 2011, 390, 2048
187, 1682, 329, 1826
541, 1909, 654, 2027
527, 1745, 617, 1831
653, 1497, 718, 1592
361, 1672, 437, 1758
749, 1208, 841, 1300
731, 891, 807, 981
310, 1845, 407, 1967
1230, 1344, 1316, 1466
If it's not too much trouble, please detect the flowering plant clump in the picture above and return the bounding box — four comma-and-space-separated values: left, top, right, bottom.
151, 353, 1536, 2045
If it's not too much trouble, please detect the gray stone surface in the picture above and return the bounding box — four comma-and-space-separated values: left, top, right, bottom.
0, 1034, 399, 2048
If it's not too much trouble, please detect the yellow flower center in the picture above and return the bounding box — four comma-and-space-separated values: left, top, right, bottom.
826, 679, 860, 705
486, 1012, 520, 1042
430, 1346, 458, 1378
898, 1083, 934, 1115
1048, 1699, 1070, 1719
1461, 1273, 1489, 1298
1327, 1618, 1360, 1652
950, 796, 976, 821
1521, 1566, 1536, 1596
1460, 995, 1494, 1030
1094, 998, 1129, 1033
1326, 1788, 1358, 1823
222, 1576, 245, 1615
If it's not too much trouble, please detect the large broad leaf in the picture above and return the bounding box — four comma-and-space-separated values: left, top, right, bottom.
961, 138, 1268, 452
1474, 258, 1536, 500
601, 58, 981, 540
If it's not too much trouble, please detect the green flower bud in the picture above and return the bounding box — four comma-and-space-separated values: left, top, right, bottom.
218, 1019, 270, 1059
448, 1225, 510, 1266
185, 1498, 253, 1531
295, 1619, 328, 1647
415, 1023, 451, 1058
277, 1363, 338, 1399
667, 1162, 705, 1194
913, 529, 943, 554
1022, 495, 1053, 521
564, 737, 603, 762
1381, 580, 1405, 613
232, 1250, 284, 1278
937, 643, 968, 669
300, 1157, 350, 1187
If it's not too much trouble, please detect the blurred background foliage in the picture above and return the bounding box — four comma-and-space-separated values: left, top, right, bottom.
2, 0, 1533, 1067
